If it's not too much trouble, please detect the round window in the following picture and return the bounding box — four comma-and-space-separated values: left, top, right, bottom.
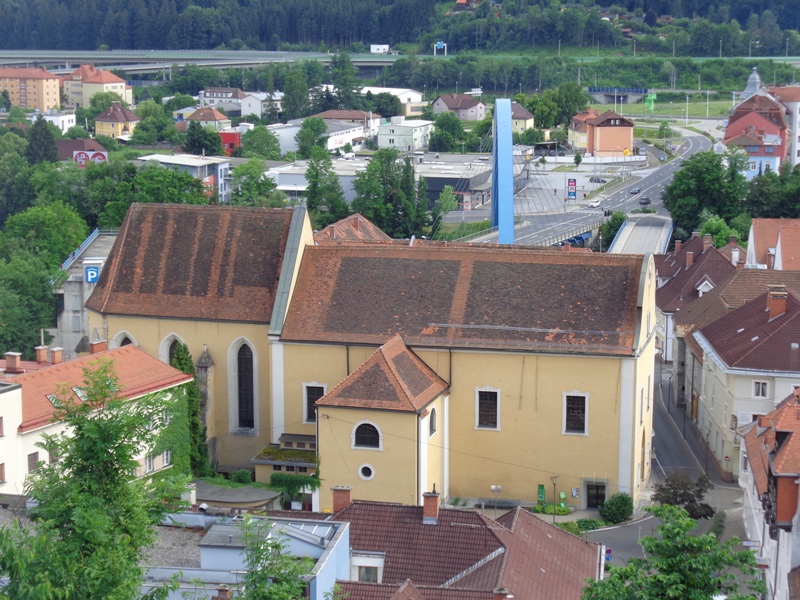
359, 464, 375, 480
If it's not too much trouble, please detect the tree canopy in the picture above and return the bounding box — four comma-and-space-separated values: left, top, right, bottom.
241, 126, 282, 160
304, 146, 350, 229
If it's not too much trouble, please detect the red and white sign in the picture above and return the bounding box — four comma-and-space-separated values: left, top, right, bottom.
73, 150, 108, 168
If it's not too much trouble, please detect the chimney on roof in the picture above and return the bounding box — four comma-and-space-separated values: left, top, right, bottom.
674, 239, 682, 252
50, 347, 63, 364
422, 485, 440, 525
731, 248, 741, 268
767, 284, 788, 320
35, 346, 47, 364
89, 340, 107, 354
331, 486, 352, 513
211, 586, 231, 600
686, 251, 694, 269
703, 234, 713, 252
728, 235, 739, 245
354, 217, 360, 231
4, 352, 21, 373
493, 588, 515, 600
691, 231, 700, 238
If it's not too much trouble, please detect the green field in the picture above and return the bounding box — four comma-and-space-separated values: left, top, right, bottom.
590, 100, 733, 119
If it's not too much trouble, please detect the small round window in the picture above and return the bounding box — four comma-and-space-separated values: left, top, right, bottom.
359, 464, 375, 481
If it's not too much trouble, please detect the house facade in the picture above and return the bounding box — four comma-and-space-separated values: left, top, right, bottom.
377, 116, 433, 151
62, 64, 132, 107
95, 102, 140, 139
136, 154, 232, 202
585, 110, 635, 158
0, 67, 60, 111
569, 108, 601, 151
511, 101, 535, 132
241, 91, 284, 119
186, 107, 232, 131
432, 94, 486, 121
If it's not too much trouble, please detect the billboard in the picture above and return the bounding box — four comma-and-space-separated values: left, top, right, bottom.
73, 150, 108, 168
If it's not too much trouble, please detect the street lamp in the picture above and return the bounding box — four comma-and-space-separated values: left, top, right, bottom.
598, 232, 603, 253
633, 38, 636, 58
490, 484, 502, 515
550, 476, 559, 523
558, 39, 561, 57
719, 39, 722, 58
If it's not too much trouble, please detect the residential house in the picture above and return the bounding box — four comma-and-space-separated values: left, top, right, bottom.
511, 102, 535, 133
172, 106, 198, 123
312, 110, 383, 139
585, 110, 635, 158
416, 161, 493, 209
724, 91, 789, 181
94, 102, 140, 139
432, 94, 486, 121
218, 123, 254, 156
264, 157, 367, 202
30, 111, 75, 134
55, 138, 107, 163
241, 91, 284, 119
655, 233, 736, 362
738, 390, 800, 600
362, 87, 426, 118
186, 107, 232, 132
136, 154, 232, 202
377, 116, 434, 151
332, 487, 604, 599
199, 87, 247, 113
568, 108, 601, 151
0, 67, 60, 112
62, 64, 132, 108
693, 285, 800, 480
746, 218, 800, 269
85, 204, 314, 470
268, 119, 371, 155
0, 344, 191, 506
275, 244, 657, 511
767, 85, 800, 169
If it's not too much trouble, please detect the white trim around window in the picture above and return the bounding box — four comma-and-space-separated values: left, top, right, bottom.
753, 381, 768, 399
303, 382, 326, 424
358, 463, 376, 481
351, 420, 383, 451
562, 391, 589, 436
474, 387, 501, 431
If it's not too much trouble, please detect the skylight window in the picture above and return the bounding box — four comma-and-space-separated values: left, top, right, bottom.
72, 387, 87, 401
751, 336, 759, 342
737, 328, 745, 333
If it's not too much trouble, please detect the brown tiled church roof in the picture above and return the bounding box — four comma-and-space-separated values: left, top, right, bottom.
314, 214, 392, 244
86, 204, 293, 323
281, 245, 645, 355
317, 335, 447, 412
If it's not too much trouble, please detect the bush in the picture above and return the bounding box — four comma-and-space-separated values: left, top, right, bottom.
708, 510, 726, 539
530, 502, 571, 516
231, 469, 252, 484
576, 518, 607, 531
599, 492, 633, 524
557, 522, 582, 536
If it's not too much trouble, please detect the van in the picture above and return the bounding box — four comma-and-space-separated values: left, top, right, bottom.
342, 152, 355, 160
478, 156, 490, 162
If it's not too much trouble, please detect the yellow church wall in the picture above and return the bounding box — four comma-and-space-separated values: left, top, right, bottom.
421, 394, 446, 497
87, 311, 272, 469
317, 407, 419, 512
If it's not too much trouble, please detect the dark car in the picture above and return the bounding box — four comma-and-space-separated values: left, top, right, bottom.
630, 187, 641, 194
558, 151, 565, 156
638, 196, 651, 205
548, 150, 556, 156
589, 176, 606, 183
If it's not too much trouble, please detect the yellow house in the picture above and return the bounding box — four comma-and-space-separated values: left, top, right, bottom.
85, 203, 314, 469
511, 101, 535, 133
94, 102, 140, 139
275, 244, 657, 512
0, 67, 60, 112
63, 64, 133, 108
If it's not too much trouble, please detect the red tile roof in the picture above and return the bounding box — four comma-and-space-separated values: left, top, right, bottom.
434, 94, 483, 110
0, 67, 58, 80
777, 227, 800, 270
312, 110, 382, 121
586, 110, 634, 127
281, 245, 645, 355
729, 93, 788, 129
187, 107, 229, 122
95, 102, 139, 123
317, 335, 447, 412
654, 235, 705, 281
789, 565, 800, 600
655, 244, 736, 313
11, 346, 191, 433
768, 86, 800, 104
569, 108, 601, 133
749, 219, 800, 267
333, 503, 600, 598
696, 288, 800, 372
66, 65, 125, 85
314, 214, 392, 244
85, 204, 294, 323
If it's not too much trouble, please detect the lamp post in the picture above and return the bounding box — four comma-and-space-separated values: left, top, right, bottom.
787, 38, 790, 58
633, 38, 636, 58
558, 39, 561, 57
598, 232, 603, 253
490, 484, 502, 516
550, 476, 559, 523
719, 39, 722, 58
706, 89, 710, 118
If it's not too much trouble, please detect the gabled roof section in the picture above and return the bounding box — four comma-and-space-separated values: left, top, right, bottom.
767, 85, 800, 104
656, 243, 736, 312
187, 107, 228, 122
586, 110, 633, 127
55, 138, 107, 161
317, 335, 447, 412
11, 346, 192, 433
654, 235, 705, 281
85, 204, 294, 323
314, 214, 392, 244
434, 94, 483, 110
312, 110, 381, 121
696, 288, 800, 372
95, 102, 139, 123
730, 90, 788, 129
750, 219, 800, 266
0, 67, 58, 80
776, 227, 800, 270
338, 581, 491, 599
510, 102, 534, 120
281, 245, 645, 355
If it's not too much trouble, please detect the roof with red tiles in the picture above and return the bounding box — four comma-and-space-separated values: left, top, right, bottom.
569, 108, 601, 133
586, 110, 634, 127
724, 112, 784, 145
749, 219, 800, 266
655, 242, 736, 313
203, 87, 247, 99
777, 227, 800, 270
11, 346, 191, 433
317, 336, 447, 412
0, 67, 59, 80
695, 288, 800, 372
729, 92, 788, 129
312, 110, 382, 121
333, 503, 599, 598
653, 235, 706, 281
740, 389, 800, 524
187, 107, 229, 122
281, 245, 645, 355
55, 138, 107, 162
434, 94, 484, 110
768, 86, 800, 104
85, 204, 294, 323
314, 214, 392, 244
66, 65, 125, 85
95, 102, 140, 123
338, 581, 492, 599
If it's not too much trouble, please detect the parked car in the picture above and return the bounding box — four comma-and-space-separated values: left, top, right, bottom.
638, 196, 651, 205
630, 187, 641, 194
558, 151, 565, 156
588, 198, 602, 208
589, 176, 607, 183
548, 150, 556, 156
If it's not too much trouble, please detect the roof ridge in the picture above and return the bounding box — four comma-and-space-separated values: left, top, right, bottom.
378, 336, 418, 410
725, 293, 800, 366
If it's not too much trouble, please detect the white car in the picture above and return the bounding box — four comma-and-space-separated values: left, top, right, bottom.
588, 199, 602, 208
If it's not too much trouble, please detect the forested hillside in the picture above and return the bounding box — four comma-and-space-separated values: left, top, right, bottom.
0, 0, 797, 53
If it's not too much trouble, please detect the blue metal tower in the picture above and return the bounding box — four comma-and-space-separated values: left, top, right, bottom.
491, 98, 514, 244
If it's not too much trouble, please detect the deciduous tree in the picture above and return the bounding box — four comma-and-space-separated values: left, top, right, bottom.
241, 126, 281, 160
170, 343, 211, 477
295, 117, 327, 159
184, 120, 224, 156
304, 146, 350, 228
652, 472, 714, 519
26, 115, 58, 165
283, 67, 309, 120
231, 158, 277, 205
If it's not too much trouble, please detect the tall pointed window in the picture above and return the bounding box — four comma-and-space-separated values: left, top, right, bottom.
237, 345, 254, 429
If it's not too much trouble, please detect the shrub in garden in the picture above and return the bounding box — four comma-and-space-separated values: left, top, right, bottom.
599, 492, 633, 524
231, 469, 253, 484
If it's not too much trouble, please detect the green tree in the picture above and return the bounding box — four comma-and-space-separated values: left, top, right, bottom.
0, 90, 10, 111
0, 360, 188, 599
184, 121, 224, 156
431, 185, 458, 233
525, 94, 559, 129
239, 515, 313, 599
329, 51, 362, 109
657, 120, 673, 139
295, 117, 327, 159
369, 92, 403, 117
283, 67, 309, 120
574, 151, 582, 167
64, 125, 90, 139
652, 472, 714, 519
582, 505, 766, 600
0, 131, 27, 157
241, 126, 281, 160
1, 201, 89, 270
231, 158, 277, 205
699, 214, 745, 249
135, 99, 165, 120
599, 211, 627, 248
433, 111, 465, 141
7, 106, 28, 125
304, 146, 350, 228
554, 82, 589, 125
163, 93, 197, 114
26, 115, 58, 165
170, 343, 211, 477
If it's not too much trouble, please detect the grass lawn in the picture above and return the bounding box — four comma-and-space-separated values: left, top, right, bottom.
590, 100, 732, 119
432, 220, 492, 241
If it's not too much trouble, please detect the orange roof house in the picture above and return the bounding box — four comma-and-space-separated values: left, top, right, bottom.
63, 64, 132, 107
313, 214, 392, 244
568, 108, 601, 150
0, 67, 60, 112
585, 110, 634, 158
94, 101, 140, 139
186, 107, 232, 131
746, 218, 800, 269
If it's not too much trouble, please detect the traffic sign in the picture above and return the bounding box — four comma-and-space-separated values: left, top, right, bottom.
85, 266, 100, 283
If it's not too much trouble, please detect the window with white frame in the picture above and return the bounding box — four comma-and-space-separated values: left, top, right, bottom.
753, 381, 768, 398
304, 384, 325, 423
145, 456, 154, 473
353, 422, 382, 449
563, 394, 587, 435
359, 567, 378, 583
475, 388, 499, 430
162, 450, 172, 467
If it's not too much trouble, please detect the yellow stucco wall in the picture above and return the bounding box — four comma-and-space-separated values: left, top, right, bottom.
421, 394, 445, 497
595, 126, 634, 157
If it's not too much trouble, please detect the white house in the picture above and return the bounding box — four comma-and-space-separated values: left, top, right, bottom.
137, 154, 232, 203
361, 87, 427, 117
370, 45, 390, 54
241, 91, 284, 119
377, 116, 434, 151
29, 111, 76, 134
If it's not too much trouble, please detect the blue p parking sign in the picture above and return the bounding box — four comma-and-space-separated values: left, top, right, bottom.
85, 266, 100, 283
